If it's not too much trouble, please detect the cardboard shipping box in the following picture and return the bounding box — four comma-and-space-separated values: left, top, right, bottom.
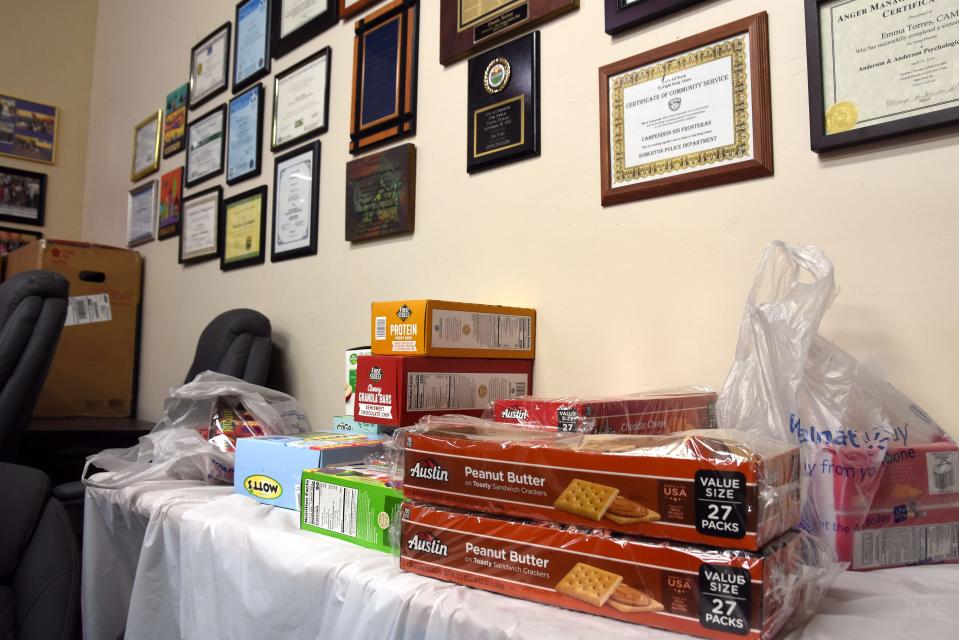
5, 240, 142, 417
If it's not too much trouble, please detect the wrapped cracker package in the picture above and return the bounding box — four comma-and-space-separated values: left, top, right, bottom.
395, 416, 800, 551
397, 502, 832, 640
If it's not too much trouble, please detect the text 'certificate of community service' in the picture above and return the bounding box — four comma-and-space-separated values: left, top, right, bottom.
820, 0, 959, 134
281, 0, 328, 38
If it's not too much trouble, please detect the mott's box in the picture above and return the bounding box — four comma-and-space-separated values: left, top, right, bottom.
371, 300, 535, 359
301, 465, 405, 553
5, 239, 142, 417
401, 503, 810, 640
400, 419, 800, 551
235, 434, 381, 510
344, 346, 372, 415
354, 355, 533, 428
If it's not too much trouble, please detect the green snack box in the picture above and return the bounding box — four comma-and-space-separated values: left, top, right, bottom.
300, 465, 405, 553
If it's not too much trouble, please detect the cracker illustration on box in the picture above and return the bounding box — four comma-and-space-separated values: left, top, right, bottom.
552, 479, 619, 521
606, 584, 664, 613
555, 563, 622, 607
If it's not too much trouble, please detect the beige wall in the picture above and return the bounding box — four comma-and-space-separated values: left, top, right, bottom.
81, 0, 959, 438
0, 0, 97, 239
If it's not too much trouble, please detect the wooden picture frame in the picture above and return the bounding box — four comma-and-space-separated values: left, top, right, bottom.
271, 140, 320, 262
0, 226, 42, 256
0, 165, 46, 227
271, 47, 332, 152
127, 180, 157, 247
220, 185, 267, 271
0, 94, 59, 165
179, 186, 223, 265
131, 110, 162, 181
227, 83, 265, 185
599, 12, 772, 205
185, 104, 227, 188
340, 0, 386, 20
604, 0, 709, 36
233, 0, 273, 94
189, 22, 232, 110
271, 0, 337, 59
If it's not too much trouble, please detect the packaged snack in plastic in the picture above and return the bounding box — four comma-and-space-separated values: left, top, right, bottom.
207, 397, 266, 452
488, 387, 717, 434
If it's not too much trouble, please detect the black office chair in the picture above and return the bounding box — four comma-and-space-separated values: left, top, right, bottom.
184, 308, 272, 385
0, 463, 79, 640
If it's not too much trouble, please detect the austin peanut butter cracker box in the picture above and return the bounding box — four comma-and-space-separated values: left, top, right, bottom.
399, 418, 799, 551
400, 502, 809, 640
371, 300, 535, 359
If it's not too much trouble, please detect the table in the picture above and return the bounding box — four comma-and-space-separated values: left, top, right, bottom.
83, 481, 959, 640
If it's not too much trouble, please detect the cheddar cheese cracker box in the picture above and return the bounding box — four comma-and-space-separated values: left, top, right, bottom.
301, 465, 405, 553
354, 355, 533, 428
400, 503, 813, 640
398, 417, 799, 551
371, 299, 535, 358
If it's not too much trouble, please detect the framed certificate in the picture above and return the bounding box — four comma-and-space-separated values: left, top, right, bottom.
807, 0, 959, 152
271, 0, 337, 59
346, 142, 415, 241
158, 167, 183, 240
0, 165, 46, 227
221, 185, 267, 270
599, 12, 772, 205
605, 0, 709, 36
0, 94, 58, 165
340, 0, 386, 19
185, 104, 226, 188
189, 23, 231, 110
179, 186, 222, 265
350, 0, 419, 155
439, 0, 578, 66
163, 85, 188, 157
131, 110, 161, 181
234, 0, 272, 93
127, 181, 157, 247
227, 84, 265, 185
272, 47, 331, 152
272, 140, 320, 261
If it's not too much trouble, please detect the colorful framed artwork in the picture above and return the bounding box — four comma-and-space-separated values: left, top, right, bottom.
345, 142, 415, 241
221, 185, 267, 270
0, 165, 46, 227
0, 95, 58, 164
163, 84, 188, 158
158, 167, 183, 240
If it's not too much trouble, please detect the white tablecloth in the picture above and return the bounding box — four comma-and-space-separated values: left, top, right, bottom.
83, 482, 959, 640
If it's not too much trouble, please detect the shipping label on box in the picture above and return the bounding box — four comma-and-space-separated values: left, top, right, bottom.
345, 346, 372, 415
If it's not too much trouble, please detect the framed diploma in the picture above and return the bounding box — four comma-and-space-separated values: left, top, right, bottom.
350, 0, 419, 155
272, 140, 320, 261
599, 12, 772, 205
340, 0, 386, 20
467, 31, 539, 173
271, 47, 331, 151
158, 167, 183, 240
346, 142, 415, 241
189, 23, 231, 110
185, 104, 227, 188
227, 84, 265, 185
0, 165, 45, 227
179, 186, 222, 265
605, 0, 709, 36
221, 185, 267, 270
131, 110, 161, 181
0, 94, 58, 165
807, 0, 959, 152
127, 181, 157, 247
234, 0, 272, 93
271, 0, 337, 59
163, 85, 188, 158
439, 0, 578, 66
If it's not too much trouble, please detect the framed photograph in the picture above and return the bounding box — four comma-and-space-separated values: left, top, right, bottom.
0, 226, 42, 256
127, 180, 157, 247
158, 167, 183, 240
185, 104, 227, 188
271, 0, 337, 59
179, 186, 222, 265
467, 31, 540, 173
272, 47, 331, 152
189, 23, 232, 110
599, 12, 772, 205
221, 185, 267, 270
350, 0, 419, 155
131, 110, 162, 181
272, 140, 320, 261
163, 84, 188, 157
340, 0, 385, 19
806, 0, 959, 152
234, 0, 272, 93
605, 0, 709, 36
346, 142, 415, 241
439, 0, 578, 66
227, 83, 265, 185
0, 94, 58, 164
0, 165, 46, 226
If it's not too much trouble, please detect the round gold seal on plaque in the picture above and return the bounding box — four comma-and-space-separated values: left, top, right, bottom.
483, 57, 511, 94
826, 102, 858, 134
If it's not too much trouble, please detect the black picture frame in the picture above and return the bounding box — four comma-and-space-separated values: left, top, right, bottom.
220, 185, 267, 271
271, 47, 332, 152
271, 0, 337, 59
233, 0, 273, 94
189, 22, 232, 110
604, 0, 709, 36
185, 104, 227, 189
179, 186, 223, 265
806, 0, 959, 152
271, 140, 320, 262
227, 83, 265, 185
0, 165, 46, 226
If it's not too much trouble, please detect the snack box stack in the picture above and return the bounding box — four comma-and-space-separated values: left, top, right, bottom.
334, 346, 385, 439
396, 417, 809, 639
353, 300, 536, 430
